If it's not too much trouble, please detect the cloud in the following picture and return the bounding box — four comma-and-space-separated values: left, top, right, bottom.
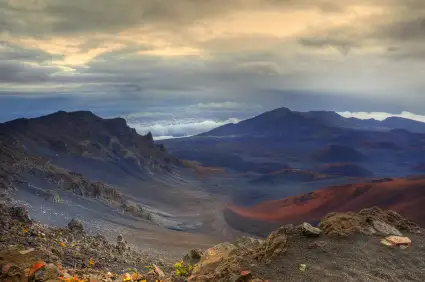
0, 0, 366, 38
191, 102, 242, 110
298, 36, 362, 56
1, 0, 425, 121
234, 61, 283, 75
128, 118, 241, 139
153, 135, 189, 141
338, 111, 425, 123
0, 61, 58, 83
126, 112, 176, 119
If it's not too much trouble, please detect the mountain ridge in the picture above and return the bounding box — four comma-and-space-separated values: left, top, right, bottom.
198, 108, 425, 137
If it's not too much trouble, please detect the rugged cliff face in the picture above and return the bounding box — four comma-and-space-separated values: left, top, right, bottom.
0, 111, 178, 174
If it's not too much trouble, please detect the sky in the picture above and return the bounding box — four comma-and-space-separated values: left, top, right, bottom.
0, 0, 425, 139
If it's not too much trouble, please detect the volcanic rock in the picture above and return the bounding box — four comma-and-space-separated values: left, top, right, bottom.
193, 243, 238, 274
372, 220, 403, 236
183, 249, 204, 265
67, 219, 84, 233
8, 206, 31, 223
253, 226, 288, 263
299, 222, 322, 237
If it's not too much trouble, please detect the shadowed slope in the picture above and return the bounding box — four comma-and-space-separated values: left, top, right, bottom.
319, 163, 374, 178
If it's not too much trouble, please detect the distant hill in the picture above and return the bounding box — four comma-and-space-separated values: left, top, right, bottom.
359, 141, 401, 150
312, 145, 366, 163
225, 176, 425, 235
414, 163, 425, 172
249, 168, 333, 184
302, 111, 425, 133
381, 117, 425, 133
199, 107, 332, 137
301, 111, 381, 130
318, 163, 374, 178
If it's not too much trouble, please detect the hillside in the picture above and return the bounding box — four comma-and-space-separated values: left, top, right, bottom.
318, 163, 374, 178
249, 168, 333, 185
0, 111, 236, 257
163, 107, 425, 178
199, 107, 331, 137
225, 176, 425, 236
312, 145, 366, 163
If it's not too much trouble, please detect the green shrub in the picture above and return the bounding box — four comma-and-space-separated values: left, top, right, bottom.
173, 261, 193, 277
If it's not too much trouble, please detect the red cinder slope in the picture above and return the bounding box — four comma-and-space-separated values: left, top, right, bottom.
227, 176, 425, 228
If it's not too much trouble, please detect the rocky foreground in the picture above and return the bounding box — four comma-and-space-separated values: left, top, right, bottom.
1, 202, 425, 282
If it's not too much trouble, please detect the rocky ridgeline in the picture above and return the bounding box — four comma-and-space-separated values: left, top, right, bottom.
0, 205, 422, 281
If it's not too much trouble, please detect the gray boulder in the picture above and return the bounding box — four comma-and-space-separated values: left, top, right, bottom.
300, 222, 322, 237
372, 220, 403, 236
67, 218, 84, 233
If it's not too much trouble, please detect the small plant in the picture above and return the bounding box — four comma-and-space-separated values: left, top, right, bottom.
88, 258, 95, 268
173, 261, 193, 277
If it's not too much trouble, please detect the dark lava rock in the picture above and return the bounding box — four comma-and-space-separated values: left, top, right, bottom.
8, 206, 32, 223
183, 249, 204, 265
116, 234, 128, 254
67, 218, 84, 233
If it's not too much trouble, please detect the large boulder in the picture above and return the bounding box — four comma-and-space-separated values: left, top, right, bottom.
320, 207, 421, 237
253, 226, 288, 263
372, 220, 403, 236
233, 236, 264, 251
193, 243, 237, 274
27, 262, 59, 282
183, 249, 204, 265
116, 234, 128, 254
299, 222, 322, 237
319, 212, 370, 236
8, 206, 31, 223
67, 218, 83, 233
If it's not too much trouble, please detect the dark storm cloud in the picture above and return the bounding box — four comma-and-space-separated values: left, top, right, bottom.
0, 0, 386, 37
298, 37, 362, 55
298, 0, 425, 60
377, 17, 425, 42
0, 61, 59, 83
373, 14, 425, 60
0, 0, 239, 36
0, 41, 64, 84
0, 42, 61, 62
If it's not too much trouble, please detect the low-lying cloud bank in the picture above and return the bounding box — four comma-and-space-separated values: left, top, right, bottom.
338, 111, 425, 123
128, 118, 240, 140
